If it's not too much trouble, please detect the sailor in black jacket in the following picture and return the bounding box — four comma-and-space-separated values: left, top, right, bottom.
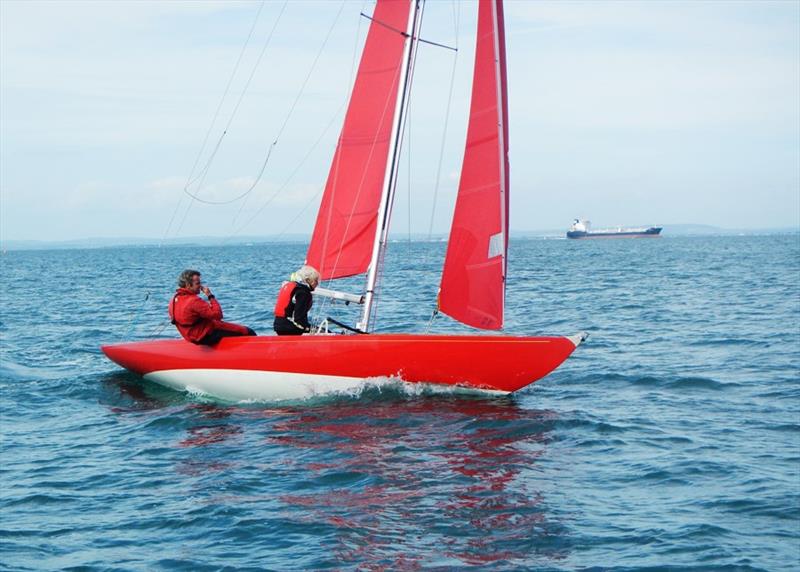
273, 265, 320, 335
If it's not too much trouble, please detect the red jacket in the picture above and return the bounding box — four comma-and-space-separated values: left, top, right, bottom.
168, 288, 223, 343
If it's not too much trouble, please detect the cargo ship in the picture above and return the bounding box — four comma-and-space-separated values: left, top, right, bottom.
567, 219, 662, 239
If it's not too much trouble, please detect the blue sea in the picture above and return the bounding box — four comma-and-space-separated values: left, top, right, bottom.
1, 234, 798, 571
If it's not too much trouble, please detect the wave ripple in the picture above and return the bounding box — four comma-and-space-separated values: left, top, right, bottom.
1, 235, 798, 570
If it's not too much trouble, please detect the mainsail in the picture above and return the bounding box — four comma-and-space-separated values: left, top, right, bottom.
306, 0, 412, 280
438, 0, 509, 330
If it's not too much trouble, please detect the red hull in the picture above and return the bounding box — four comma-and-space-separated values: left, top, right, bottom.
102, 334, 581, 394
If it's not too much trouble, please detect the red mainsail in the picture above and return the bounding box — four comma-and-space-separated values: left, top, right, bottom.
439, 0, 509, 330
306, 0, 411, 280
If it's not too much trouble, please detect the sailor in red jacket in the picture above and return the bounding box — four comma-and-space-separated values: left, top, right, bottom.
168, 269, 256, 345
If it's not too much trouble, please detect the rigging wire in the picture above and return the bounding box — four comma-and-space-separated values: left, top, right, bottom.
149, 320, 170, 339
182, 0, 345, 209
367, 4, 425, 331
186, 1, 266, 191
123, 291, 151, 339
182, 0, 289, 202
424, 308, 439, 333
407, 104, 412, 246
312, 1, 368, 321
321, 49, 404, 293
230, 0, 349, 226
426, 0, 460, 241
224, 101, 347, 242
227, 0, 366, 242
423, 0, 462, 320
160, 0, 267, 246
321, 3, 400, 287
171, 0, 289, 238
276, 187, 324, 238
359, 12, 456, 52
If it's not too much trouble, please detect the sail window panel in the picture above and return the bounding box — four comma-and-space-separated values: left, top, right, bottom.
488, 232, 504, 259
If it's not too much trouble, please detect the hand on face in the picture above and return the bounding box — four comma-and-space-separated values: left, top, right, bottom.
188, 275, 210, 297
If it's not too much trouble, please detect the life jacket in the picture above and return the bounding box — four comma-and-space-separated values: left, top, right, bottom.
168, 288, 223, 344
274, 282, 297, 318
169, 290, 197, 327
274, 281, 312, 318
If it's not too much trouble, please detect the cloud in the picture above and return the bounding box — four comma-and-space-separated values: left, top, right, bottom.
1, 0, 798, 240
505, 1, 799, 132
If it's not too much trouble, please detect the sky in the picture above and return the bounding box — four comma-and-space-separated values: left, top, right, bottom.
1, 0, 798, 243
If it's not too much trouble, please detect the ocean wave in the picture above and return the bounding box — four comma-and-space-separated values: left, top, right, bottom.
2, 236, 798, 571
0, 359, 67, 382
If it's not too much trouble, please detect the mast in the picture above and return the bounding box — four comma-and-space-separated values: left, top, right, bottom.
357, 0, 423, 332
492, 0, 509, 312
306, 0, 418, 281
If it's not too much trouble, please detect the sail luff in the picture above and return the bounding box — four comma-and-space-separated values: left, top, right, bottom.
358, 0, 423, 332
493, 0, 510, 314
438, 0, 509, 330
306, 0, 413, 281
496, 0, 510, 279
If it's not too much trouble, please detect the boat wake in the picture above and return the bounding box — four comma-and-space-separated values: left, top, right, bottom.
181, 375, 508, 406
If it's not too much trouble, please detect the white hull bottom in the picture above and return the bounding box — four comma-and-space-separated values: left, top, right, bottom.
143, 368, 509, 403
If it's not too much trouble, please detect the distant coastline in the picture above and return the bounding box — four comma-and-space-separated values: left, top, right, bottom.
2, 225, 798, 251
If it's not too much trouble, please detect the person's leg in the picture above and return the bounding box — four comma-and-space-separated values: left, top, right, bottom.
198, 330, 224, 346
216, 321, 256, 336
275, 328, 303, 336
198, 329, 252, 346
273, 317, 304, 336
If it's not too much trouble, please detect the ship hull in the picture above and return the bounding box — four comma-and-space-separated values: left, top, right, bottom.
567, 227, 662, 239
101, 334, 585, 401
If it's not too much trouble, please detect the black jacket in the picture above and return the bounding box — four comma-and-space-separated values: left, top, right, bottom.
273, 282, 313, 335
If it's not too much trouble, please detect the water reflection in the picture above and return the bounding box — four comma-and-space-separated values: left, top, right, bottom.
99, 371, 187, 411
100, 378, 570, 567
178, 405, 243, 448
272, 397, 569, 568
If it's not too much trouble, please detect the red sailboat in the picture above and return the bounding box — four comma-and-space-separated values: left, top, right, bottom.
102, 0, 587, 402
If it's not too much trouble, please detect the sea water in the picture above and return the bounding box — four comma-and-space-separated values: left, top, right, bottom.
1, 234, 798, 570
